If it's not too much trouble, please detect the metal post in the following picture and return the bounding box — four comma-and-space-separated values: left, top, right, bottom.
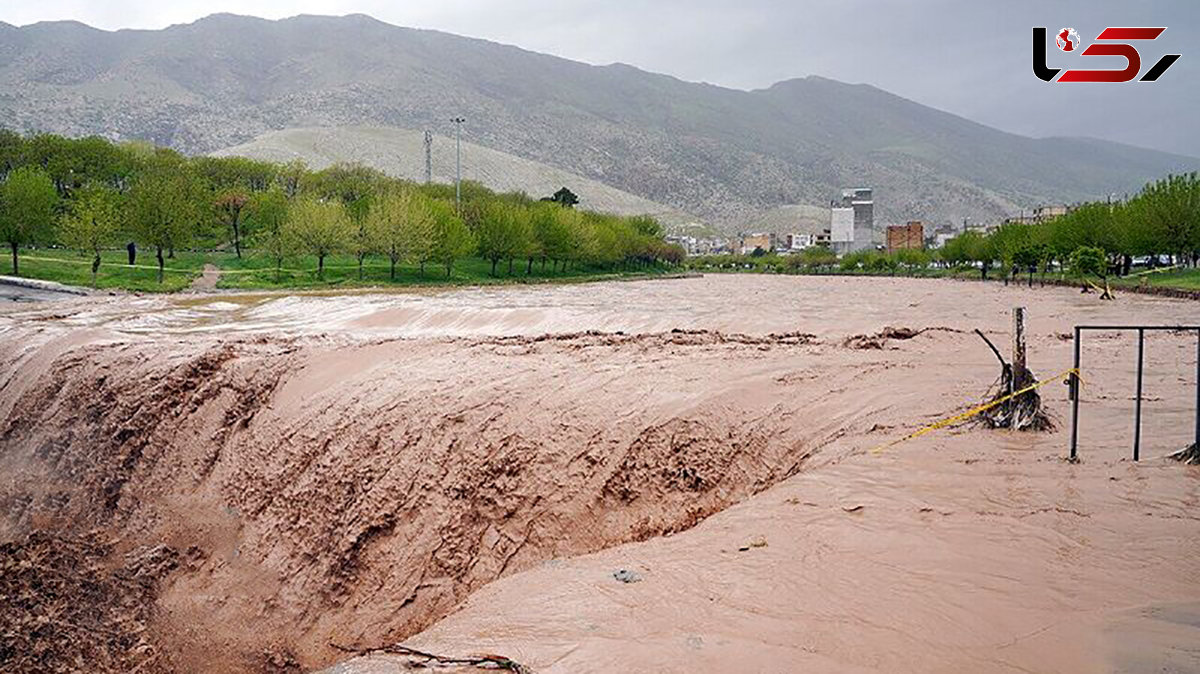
451, 117, 465, 213
1133, 328, 1144, 461
1070, 326, 1081, 461
1195, 329, 1199, 449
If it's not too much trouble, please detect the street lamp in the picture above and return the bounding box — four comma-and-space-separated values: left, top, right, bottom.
451, 117, 465, 213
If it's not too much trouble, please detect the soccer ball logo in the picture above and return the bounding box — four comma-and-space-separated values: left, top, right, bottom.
1056, 27, 1081, 52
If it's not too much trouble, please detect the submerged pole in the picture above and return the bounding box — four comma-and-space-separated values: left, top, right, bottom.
1070, 326, 1081, 461
1133, 328, 1144, 461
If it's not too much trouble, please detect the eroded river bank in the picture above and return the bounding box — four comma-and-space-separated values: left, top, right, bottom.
1, 275, 1197, 673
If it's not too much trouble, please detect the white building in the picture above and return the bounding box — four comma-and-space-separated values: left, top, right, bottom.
830, 187, 875, 254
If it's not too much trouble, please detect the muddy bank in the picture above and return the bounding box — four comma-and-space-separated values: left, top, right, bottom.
0, 326, 846, 671
1, 275, 1199, 673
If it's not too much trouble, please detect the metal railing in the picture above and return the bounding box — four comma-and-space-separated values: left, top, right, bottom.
1069, 325, 1200, 461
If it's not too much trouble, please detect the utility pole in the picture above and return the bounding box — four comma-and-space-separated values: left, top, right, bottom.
424, 130, 433, 184
451, 117, 465, 213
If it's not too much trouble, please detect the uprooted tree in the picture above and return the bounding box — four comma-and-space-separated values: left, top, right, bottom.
974, 307, 1053, 431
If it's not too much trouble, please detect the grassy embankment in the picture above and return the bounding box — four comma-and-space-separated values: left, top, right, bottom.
10, 248, 673, 293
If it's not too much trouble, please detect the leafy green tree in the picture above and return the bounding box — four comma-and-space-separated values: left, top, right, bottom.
542, 187, 580, 207
366, 188, 414, 280
429, 201, 474, 278
58, 184, 120, 287
247, 185, 290, 281
0, 166, 58, 274
531, 202, 567, 271
286, 197, 352, 279
1070, 246, 1107, 279
402, 192, 438, 276
1136, 173, 1199, 264
128, 165, 203, 282
475, 201, 530, 276
214, 188, 251, 258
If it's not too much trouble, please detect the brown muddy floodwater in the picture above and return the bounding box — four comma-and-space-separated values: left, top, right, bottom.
1, 274, 1198, 674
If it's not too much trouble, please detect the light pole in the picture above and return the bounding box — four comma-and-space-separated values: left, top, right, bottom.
451, 117, 465, 213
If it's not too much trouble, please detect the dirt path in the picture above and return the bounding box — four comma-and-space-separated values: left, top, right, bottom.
188, 263, 221, 292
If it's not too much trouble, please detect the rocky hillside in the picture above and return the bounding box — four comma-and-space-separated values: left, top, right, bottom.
1, 13, 1196, 229
212, 126, 696, 226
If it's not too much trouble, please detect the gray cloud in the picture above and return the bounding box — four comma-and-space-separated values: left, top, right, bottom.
4, 0, 1197, 155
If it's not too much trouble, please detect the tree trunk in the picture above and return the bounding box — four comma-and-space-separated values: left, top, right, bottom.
1012, 307, 1028, 389
491, 258, 498, 276
390, 258, 397, 280
276, 259, 282, 283
156, 246, 164, 284
508, 258, 514, 275
527, 257, 533, 275
358, 255, 364, 281
91, 253, 101, 289
318, 254, 326, 279
9, 241, 17, 275
446, 262, 453, 278
233, 223, 242, 258
420, 260, 425, 277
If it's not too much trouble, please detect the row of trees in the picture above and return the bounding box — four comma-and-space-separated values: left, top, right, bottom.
938, 173, 1200, 281
0, 130, 681, 284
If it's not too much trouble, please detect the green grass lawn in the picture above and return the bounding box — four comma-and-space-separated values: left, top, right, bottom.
1111, 267, 1200, 291
13, 248, 206, 293
6, 247, 671, 293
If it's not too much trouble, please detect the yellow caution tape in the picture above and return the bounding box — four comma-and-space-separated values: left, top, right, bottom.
869, 368, 1082, 455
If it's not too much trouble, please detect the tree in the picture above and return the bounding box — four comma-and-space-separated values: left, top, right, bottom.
58, 184, 120, 288
542, 187, 579, 207
247, 185, 290, 281
0, 166, 57, 274
128, 166, 202, 282
366, 189, 414, 280
214, 188, 250, 258
286, 197, 352, 279
429, 201, 474, 278
475, 201, 529, 276
401, 192, 438, 276
1070, 246, 1107, 280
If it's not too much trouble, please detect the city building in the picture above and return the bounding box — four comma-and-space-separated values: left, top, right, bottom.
886, 221, 924, 253
781, 233, 818, 252
928, 223, 958, 249
739, 232, 775, 255
830, 187, 875, 254
1002, 204, 1077, 226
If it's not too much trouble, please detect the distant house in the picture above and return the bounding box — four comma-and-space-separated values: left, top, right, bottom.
781, 233, 818, 252
739, 232, 775, 255
886, 221, 924, 253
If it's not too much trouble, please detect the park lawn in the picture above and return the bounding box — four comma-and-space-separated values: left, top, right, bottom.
11, 248, 205, 293
212, 251, 664, 290
10, 247, 671, 292
1116, 267, 1200, 291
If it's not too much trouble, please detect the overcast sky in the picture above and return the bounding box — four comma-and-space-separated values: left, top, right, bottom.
3, 0, 1197, 156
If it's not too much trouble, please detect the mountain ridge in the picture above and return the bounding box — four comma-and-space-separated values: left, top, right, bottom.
1, 12, 1196, 230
